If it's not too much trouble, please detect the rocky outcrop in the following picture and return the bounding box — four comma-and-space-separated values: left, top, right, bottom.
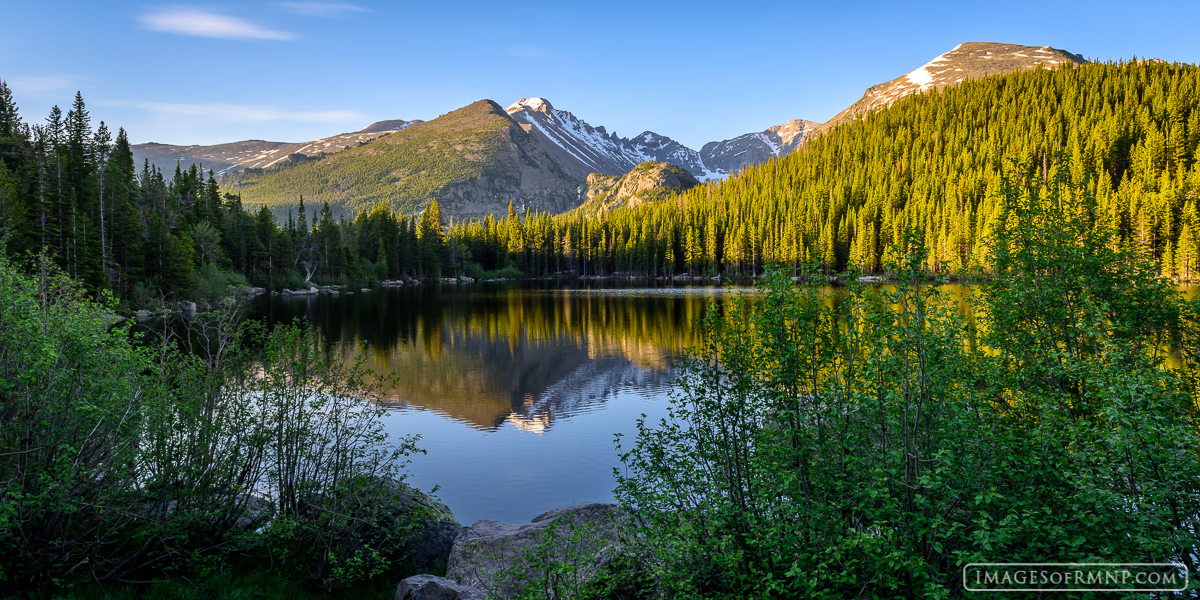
445, 502, 630, 598
505, 98, 713, 180
395, 575, 486, 600
233, 494, 274, 529
578, 161, 699, 213
281, 286, 319, 296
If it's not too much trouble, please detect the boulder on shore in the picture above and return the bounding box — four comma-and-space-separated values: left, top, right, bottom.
395, 575, 486, 600
445, 502, 629, 598
233, 494, 274, 530
363, 478, 465, 573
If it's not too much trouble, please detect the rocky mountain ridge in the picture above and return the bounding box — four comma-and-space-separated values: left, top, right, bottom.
222, 100, 581, 221
505, 97, 817, 181
816, 42, 1086, 135
132, 120, 420, 176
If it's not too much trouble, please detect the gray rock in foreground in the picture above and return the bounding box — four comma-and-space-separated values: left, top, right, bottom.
371, 478, 465, 572
445, 502, 629, 598
395, 574, 487, 600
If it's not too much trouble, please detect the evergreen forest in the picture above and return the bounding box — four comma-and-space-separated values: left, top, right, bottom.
2, 58, 1199, 307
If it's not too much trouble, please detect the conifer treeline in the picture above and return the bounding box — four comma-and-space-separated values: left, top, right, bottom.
2, 58, 1198, 305
0, 83, 455, 301
526, 58, 1200, 280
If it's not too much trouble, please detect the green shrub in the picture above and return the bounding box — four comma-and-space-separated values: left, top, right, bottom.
191, 262, 249, 303
613, 165, 1200, 598
0, 256, 429, 594
466, 263, 525, 280
0, 256, 155, 589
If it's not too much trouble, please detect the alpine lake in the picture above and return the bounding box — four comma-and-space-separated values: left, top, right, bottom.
216, 279, 1196, 525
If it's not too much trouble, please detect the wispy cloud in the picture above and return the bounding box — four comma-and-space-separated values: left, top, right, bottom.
111, 101, 363, 123
138, 7, 295, 40
273, 2, 369, 17
6, 75, 79, 95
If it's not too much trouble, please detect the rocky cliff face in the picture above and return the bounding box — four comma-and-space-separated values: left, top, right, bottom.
578, 161, 700, 213
817, 42, 1085, 135
506, 97, 815, 181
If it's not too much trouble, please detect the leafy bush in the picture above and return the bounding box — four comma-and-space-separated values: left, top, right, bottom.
613, 164, 1200, 598
0, 256, 428, 593
0, 257, 154, 590
466, 263, 525, 280
190, 262, 249, 303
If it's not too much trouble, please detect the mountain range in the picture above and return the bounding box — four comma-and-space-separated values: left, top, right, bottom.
501, 97, 819, 181
133, 119, 422, 176
131, 42, 1083, 220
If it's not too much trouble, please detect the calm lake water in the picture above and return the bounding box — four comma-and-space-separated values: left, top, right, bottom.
250, 281, 750, 524
248, 280, 1200, 525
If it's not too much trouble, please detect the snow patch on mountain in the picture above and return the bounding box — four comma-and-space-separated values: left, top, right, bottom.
817, 42, 1086, 136
507, 97, 554, 115
505, 98, 816, 182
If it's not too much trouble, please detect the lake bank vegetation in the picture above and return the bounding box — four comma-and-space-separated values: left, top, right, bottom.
0, 254, 435, 596
603, 164, 1200, 598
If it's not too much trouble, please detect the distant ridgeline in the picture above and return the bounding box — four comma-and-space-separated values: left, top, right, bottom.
0, 57, 1198, 305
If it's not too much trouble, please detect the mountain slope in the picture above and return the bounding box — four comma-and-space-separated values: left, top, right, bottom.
132, 120, 419, 176
218, 97, 818, 221
816, 42, 1086, 135
359, 119, 422, 133
564, 51, 1199, 279
222, 100, 581, 220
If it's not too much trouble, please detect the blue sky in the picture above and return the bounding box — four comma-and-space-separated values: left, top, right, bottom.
2, 1, 1199, 149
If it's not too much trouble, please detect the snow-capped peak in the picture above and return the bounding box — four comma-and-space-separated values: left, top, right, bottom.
506, 97, 555, 116
503, 97, 815, 183
904, 50, 952, 91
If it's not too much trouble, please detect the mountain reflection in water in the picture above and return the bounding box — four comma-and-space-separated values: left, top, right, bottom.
252, 283, 744, 431
247, 281, 1195, 523
249, 281, 748, 523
